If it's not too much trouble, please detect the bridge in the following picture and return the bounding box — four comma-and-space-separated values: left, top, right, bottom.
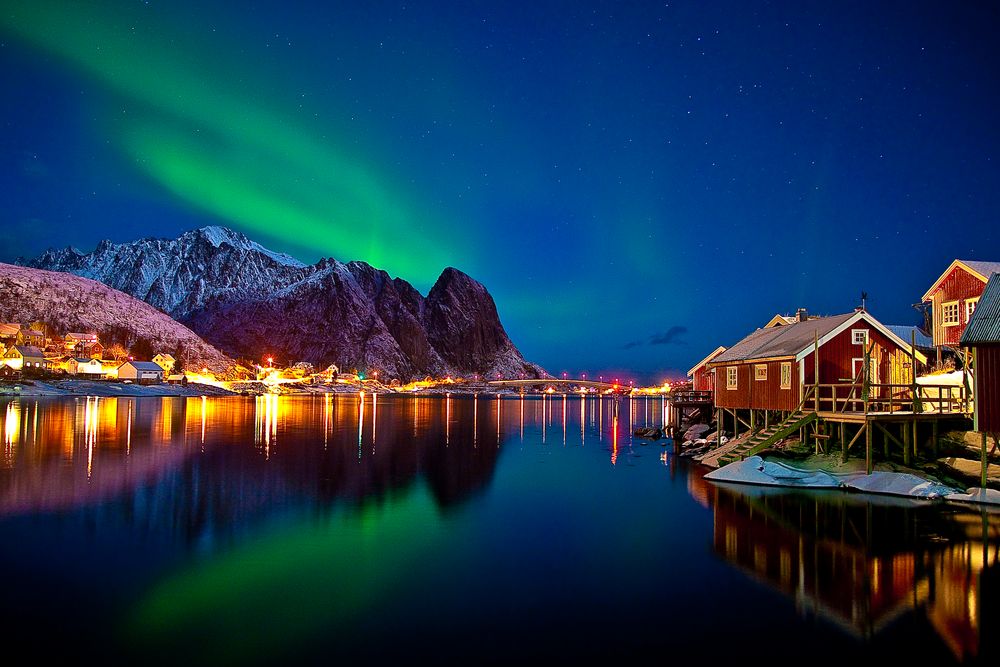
488, 378, 624, 392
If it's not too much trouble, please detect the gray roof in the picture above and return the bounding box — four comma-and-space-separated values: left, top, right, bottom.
72, 357, 99, 364
961, 274, 1000, 345
961, 260, 1000, 280
9, 345, 45, 358
886, 325, 933, 349
121, 361, 165, 371
711, 313, 857, 363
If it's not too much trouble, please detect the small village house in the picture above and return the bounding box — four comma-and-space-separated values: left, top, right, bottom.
704, 309, 932, 469
3, 345, 52, 372
708, 309, 927, 414
64, 332, 98, 352
922, 259, 1000, 364
687, 346, 726, 392
152, 353, 176, 373
117, 361, 165, 384
66, 357, 106, 377
960, 273, 1000, 451
16, 328, 45, 348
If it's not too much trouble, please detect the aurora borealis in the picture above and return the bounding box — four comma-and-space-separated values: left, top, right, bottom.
2, 1, 999, 380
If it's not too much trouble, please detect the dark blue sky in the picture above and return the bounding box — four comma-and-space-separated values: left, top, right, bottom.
1, 1, 998, 382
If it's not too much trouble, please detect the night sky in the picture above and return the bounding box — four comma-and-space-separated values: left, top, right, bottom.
2, 1, 998, 382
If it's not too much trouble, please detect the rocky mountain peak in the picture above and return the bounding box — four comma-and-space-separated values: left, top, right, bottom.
23, 226, 546, 380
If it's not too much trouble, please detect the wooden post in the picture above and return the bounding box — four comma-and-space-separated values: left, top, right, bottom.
840, 422, 847, 463
764, 410, 770, 430
865, 423, 873, 474
932, 419, 939, 459
910, 330, 920, 413
982, 432, 989, 489
912, 420, 918, 462
883, 426, 889, 459
750, 409, 756, 434
814, 332, 820, 413
903, 423, 911, 466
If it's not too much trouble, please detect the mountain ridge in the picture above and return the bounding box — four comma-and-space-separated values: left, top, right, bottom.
23, 226, 547, 381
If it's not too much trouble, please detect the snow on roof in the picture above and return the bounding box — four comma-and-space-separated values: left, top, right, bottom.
687, 346, 727, 377
120, 361, 166, 371
9, 345, 45, 357
922, 259, 1000, 301
886, 325, 933, 349
712, 313, 856, 363
961, 260, 1000, 280
961, 273, 1000, 345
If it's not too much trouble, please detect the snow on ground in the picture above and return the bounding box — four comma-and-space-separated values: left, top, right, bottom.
0, 380, 235, 398
704, 455, 970, 501
917, 370, 969, 386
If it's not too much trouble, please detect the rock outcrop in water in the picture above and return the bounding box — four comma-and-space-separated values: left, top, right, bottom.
22, 226, 547, 381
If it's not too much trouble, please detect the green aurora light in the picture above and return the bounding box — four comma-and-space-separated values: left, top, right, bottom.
0, 0, 460, 282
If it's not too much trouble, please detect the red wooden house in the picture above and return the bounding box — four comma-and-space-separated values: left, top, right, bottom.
687, 346, 726, 392
707, 309, 926, 414
961, 273, 1000, 436
922, 259, 1000, 355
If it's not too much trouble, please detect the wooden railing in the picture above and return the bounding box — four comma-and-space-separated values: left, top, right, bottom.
669, 390, 713, 403
804, 382, 970, 415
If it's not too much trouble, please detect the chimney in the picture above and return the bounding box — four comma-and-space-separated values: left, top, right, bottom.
796, 308, 808, 322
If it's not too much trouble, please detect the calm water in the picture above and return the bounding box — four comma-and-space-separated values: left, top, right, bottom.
0, 394, 996, 665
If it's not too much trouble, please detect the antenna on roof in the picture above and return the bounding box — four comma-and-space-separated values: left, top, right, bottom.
860, 291, 868, 311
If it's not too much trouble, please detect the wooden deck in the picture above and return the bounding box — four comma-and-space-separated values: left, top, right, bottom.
817, 410, 968, 424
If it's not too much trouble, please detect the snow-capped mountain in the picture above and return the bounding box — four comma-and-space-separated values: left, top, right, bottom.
0, 263, 232, 372
24, 226, 310, 318
23, 227, 546, 381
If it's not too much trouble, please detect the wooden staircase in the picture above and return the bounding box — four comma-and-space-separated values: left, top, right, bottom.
717, 411, 818, 466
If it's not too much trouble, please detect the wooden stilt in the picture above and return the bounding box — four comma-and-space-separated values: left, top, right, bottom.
865, 422, 873, 474
912, 420, 918, 462
882, 426, 889, 459
840, 422, 847, 463
932, 420, 939, 459
983, 432, 989, 489
903, 423, 911, 466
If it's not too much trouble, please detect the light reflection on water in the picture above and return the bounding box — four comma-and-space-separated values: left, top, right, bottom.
0, 394, 995, 664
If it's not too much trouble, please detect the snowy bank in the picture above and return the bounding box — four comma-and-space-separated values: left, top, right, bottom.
705, 456, 958, 500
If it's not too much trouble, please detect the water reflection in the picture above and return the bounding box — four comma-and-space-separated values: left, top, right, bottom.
693, 474, 999, 661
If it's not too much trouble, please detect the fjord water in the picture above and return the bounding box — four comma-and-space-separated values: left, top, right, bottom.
0, 395, 996, 664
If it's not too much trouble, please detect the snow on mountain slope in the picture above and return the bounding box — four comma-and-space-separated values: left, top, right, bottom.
23, 226, 547, 380
0, 263, 232, 372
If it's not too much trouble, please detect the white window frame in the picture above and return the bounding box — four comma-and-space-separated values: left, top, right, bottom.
851, 329, 869, 346
726, 366, 738, 390
780, 362, 792, 390
755, 364, 767, 381
942, 300, 960, 327
966, 297, 979, 322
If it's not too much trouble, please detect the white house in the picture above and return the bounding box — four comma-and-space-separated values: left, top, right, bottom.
67, 357, 105, 377
117, 361, 165, 384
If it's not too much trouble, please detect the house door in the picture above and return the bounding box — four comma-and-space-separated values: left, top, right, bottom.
851, 358, 864, 382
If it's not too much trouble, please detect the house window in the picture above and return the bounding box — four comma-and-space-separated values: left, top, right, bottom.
966, 297, 979, 322
726, 366, 738, 390
780, 362, 792, 389
755, 364, 767, 381
942, 301, 960, 326
851, 329, 869, 346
